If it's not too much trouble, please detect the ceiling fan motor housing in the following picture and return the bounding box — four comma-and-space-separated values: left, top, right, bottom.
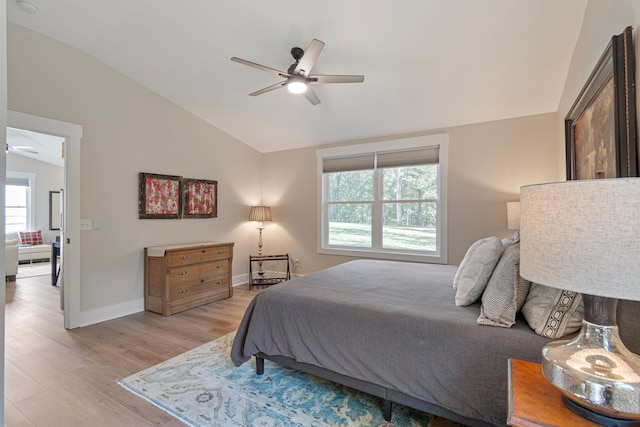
290, 47, 304, 61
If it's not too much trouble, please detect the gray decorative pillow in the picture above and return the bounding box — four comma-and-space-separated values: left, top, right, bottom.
453, 237, 487, 289
521, 283, 584, 338
477, 243, 531, 328
454, 237, 503, 306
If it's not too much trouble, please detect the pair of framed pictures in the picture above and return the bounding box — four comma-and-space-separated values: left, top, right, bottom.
138, 172, 217, 219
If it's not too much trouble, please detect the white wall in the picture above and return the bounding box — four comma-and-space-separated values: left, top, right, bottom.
6, 153, 63, 242
556, 0, 640, 176
261, 112, 559, 270
0, 0, 7, 420
8, 23, 263, 325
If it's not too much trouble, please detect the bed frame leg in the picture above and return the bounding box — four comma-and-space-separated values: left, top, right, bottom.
255, 356, 264, 375
384, 399, 392, 421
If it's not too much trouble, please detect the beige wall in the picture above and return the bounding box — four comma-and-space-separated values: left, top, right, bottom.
262, 112, 559, 271
6, 153, 64, 243
557, 0, 640, 175
8, 23, 263, 324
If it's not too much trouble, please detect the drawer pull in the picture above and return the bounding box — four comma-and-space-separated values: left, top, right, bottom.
217, 264, 223, 269
217, 280, 224, 285
218, 250, 224, 254
180, 255, 189, 259
179, 271, 188, 276
179, 289, 188, 294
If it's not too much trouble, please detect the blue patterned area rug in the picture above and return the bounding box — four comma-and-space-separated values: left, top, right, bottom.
118, 332, 463, 427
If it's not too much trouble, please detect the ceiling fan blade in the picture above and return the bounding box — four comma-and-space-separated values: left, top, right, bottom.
304, 87, 321, 105
231, 57, 289, 78
8, 144, 39, 154
294, 39, 325, 76
249, 81, 287, 96
311, 74, 365, 84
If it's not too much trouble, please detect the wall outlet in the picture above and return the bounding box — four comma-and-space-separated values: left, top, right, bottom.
294, 258, 301, 267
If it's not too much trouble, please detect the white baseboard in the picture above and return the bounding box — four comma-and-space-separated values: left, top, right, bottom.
78, 298, 144, 327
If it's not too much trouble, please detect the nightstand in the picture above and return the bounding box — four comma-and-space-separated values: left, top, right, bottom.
507, 359, 598, 427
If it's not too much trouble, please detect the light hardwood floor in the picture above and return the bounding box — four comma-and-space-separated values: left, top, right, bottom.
5, 270, 258, 426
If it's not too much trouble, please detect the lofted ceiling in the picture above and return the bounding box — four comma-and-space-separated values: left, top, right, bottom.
7, 0, 588, 153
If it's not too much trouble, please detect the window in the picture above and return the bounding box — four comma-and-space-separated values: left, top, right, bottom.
5, 173, 36, 234
317, 134, 447, 263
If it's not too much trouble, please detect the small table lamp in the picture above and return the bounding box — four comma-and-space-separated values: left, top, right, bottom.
520, 178, 640, 425
248, 206, 272, 276
507, 201, 520, 242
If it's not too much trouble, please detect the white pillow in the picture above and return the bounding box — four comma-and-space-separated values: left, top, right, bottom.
454, 237, 503, 306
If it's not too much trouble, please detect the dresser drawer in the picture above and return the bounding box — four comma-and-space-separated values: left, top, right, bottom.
167, 264, 200, 285
169, 281, 201, 301
200, 246, 232, 262
200, 259, 229, 279
201, 275, 229, 292
167, 248, 205, 267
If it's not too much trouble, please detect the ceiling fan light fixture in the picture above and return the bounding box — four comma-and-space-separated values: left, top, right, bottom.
287, 80, 307, 94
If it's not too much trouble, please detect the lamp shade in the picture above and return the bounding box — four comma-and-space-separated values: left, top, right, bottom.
507, 202, 520, 230
520, 178, 640, 301
248, 206, 272, 222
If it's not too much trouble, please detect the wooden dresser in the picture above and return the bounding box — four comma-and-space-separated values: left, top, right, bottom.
144, 241, 234, 316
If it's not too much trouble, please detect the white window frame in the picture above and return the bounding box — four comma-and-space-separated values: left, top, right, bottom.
316, 134, 448, 264
5, 171, 36, 233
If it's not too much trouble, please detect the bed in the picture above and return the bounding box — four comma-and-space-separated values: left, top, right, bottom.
231, 259, 560, 426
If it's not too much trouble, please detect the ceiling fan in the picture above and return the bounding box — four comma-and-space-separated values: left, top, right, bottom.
231, 39, 364, 105
6, 143, 38, 154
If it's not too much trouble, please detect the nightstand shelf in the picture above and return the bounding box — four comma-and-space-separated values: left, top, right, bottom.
249, 254, 290, 289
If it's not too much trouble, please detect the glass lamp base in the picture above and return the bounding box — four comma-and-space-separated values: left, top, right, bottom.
542, 319, 640, 421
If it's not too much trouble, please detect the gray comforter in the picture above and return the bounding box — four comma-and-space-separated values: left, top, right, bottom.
231, 259, 551, 426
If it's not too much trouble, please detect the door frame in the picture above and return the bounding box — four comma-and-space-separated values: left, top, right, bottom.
8, 111, 82, 328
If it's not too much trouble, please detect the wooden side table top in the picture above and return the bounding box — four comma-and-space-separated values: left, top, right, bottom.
508, 358, 599, 427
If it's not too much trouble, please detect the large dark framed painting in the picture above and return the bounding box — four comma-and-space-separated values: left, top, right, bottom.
565, 26, 638, 180
183, 178, 218, 218
138, 172, 183, 219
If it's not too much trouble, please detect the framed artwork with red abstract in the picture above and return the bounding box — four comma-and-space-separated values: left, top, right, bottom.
183, 178, 218, 218
138, 172, 182, 219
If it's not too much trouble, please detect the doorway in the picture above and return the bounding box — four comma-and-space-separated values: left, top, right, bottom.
7, 111, 82, 328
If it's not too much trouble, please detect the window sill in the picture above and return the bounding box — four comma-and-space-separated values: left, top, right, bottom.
318, 247, 447, 264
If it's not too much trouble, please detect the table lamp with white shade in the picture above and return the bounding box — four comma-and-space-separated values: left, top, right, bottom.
520, 178, 640, 426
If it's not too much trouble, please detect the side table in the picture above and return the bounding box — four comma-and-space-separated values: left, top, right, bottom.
508, 359, 598, 427
249, 254, 290, 289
